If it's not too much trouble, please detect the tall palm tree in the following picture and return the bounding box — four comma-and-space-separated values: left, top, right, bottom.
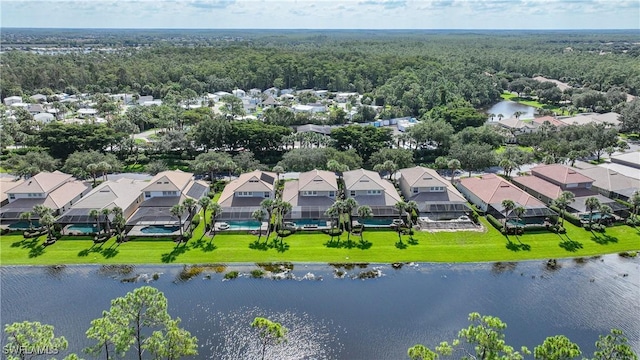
40, 213, 55, 239
111, 206, 125, 239
514, 206, 526, 235
275, 201, 292, 239
272, 165, 284, 187
584, 197, 601, 227
356, 205, 373, 243
405, 200, 419, 229
394, 200, 407, 242
170, 204, 186, 237
33, 204, 52, 219
324, 202, 341, 243
86, 163, 99, 186
447, 159, 461, 183
260, 199, 276, 240
630, 190, 640, 225
209, 202, 223, 236
252, 208, 267, 242
97, 161, 111, 181
182, 198, 196, 218
89, 209, 100, 233
553, 191, 575, 227
342, 198, 359, 242
19, 211, 33, 230
501, 199, 516, 229
101, 208, 111, 234
198, 196, 212, 231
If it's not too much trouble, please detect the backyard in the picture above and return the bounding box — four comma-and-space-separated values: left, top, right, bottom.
1, 210, 638, 265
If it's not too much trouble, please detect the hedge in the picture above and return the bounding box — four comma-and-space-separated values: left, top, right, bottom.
486, 214, 504, 230
549, 205, 582, 227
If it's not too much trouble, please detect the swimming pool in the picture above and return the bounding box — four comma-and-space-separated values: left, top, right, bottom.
67, 224, 99, 234
225, 221, 261, 230
295, 219, 328, 227
359, 218, 394, 226
8, 221, 41, 230
140, 226, 180, 234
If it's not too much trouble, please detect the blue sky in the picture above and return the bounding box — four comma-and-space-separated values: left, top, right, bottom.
1, 0, 638, 29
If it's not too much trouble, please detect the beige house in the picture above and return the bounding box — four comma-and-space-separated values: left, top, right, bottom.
217, 170, 277, 220
0, 171, 91, 226
0, 177, 26, 207
56, 178, 148, 228
398, 166, 469, 220
283, 170, 338, 220
343, 169, 401, 217
126, 170, 209, 228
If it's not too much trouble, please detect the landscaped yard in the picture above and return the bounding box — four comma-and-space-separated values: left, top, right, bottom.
2, 211, 638, 265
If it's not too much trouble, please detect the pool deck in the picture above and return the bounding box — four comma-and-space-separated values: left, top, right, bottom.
62, 224, 98, 236
127, 225, 181, 237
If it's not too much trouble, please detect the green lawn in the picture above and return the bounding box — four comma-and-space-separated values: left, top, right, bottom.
2, 214, 638, 265
495, 145, 534, 155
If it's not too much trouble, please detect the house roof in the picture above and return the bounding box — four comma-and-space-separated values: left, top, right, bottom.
261, 96, 279, 106
399, 166, 449, 189
343, 169, 401, 206
512, 175, 563, 201
495, 118, 537, 130
458, 174, 546, 208
142, 170, 194, 193
296, 124, 333, 135
46, 181, 90, 208
558, 112, 621, 127
574, 166, 640, 192
218, 170, 275, 207
66, 178, 147, 211
8, 171, 73, 194
610, 151, 640, 169
532, 116, 566, 127
298, 170, 338, 192
282, 180, 335, 208
531, 164, 594, 185
0, 178, 26, 203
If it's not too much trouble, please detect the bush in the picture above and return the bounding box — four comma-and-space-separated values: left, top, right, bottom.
625, 218, 640, 226
224, 271, 239, 279
212, 180, 228, 193
250, 269, 264, 278
486, 214, 504, 230
191, 216, 200, 226
549, 205, 582, 227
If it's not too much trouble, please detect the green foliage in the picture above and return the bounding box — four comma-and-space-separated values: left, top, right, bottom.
486, 215, 504, 231
331, 125, 393, 162
224, 271, 239, 279
2, 151, 59, 178
534, 335, 582, 360
250, 269, 265, 278
3, 321, 69, 360
593, 329, 638, 360
251, 317, 287, 360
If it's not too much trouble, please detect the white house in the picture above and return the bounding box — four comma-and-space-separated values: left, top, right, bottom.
3, 96, 23, 107
232, 89, 246, 98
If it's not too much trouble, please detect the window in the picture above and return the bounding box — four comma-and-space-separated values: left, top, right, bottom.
350, 191, 356, 197
413, 187, 419, 194
162, 191, 177, 196
237, 191, 253, 197
329, 191, 335, 197
9, 194, 15, 199
264, 192, 270, 198
367, 190, 382, 195
302, 191, 317, 196
566, 183, 578, 188
145, 192, 151, 198
429, 187, 445, 192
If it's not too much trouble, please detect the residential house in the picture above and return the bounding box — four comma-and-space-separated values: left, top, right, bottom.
217, 170, 277, 220
3, 96, 22, 107
456, 174, 554, 224
296, 124, 334, 136
260, 96, 280, 108
126, 170, 209, 231
343, 169, 401, 218
34, 112, 55, 123
398, 166, 470, 220
610, 152, 640, 170
77, 108, 98, 118
336, 92, 359, 103
558, 112, 621, 128
292, 103, 326, 113
30, 94, 48, 103
532, 116, 567, 128
27, 104, 46, 115
280, 89, 294, 96
573, 166, 640, 201
248, 88, 262, 97
0, 171, 91, 226
56, 178, 148, 230
282, 170, 338, 220
0, 177, 26, 207
232, 89, 246, 98
264, 87, 279, 97
492, 118, 538, 142
512, 164, 626, 216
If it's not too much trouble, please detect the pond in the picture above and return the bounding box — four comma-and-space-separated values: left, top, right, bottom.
487, 100, 537, 120
1, 256, 638, 359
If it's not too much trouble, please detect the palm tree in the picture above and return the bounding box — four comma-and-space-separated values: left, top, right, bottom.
101, 208, 111, 234
19, 211, 33, 230
598, 204, 613, 225
260, 199, 276, 240
272, 165, 284, 187
182, 198, 197, 218
447, 159, 461, 183
252, 208, 267, 242
514, 206, 526, 235
405, 201, 419, 229
324, 202, 342, 243
275, 201, 292, 240
97, 161, 111, 181
394, 200, 407, 242
630, 190, 640, 225
488, 113, 496, 121
89, 209, 100, 233
170, 204, 186, 237
33, 204, 52, 219
356, 205, 373, 243
501, 199, 516, 229
40, 213, 55, 239
209, 202, 223, 236
499, 159, 517, 179
497, 113, 504, 121
111, 206, 125, 240
584, 197, 601, 227
553, 191, 575, 227
342, 198, 359, 242
86, 163, 99, 186
198, 196, 212, 231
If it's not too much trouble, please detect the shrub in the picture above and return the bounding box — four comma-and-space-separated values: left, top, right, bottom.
224, 271, 239, 279
486, 214, 504, 230
250, 269, 264, 278
549, 205, 582, 227
625, 218, 640, 226
191, 216, 200, 226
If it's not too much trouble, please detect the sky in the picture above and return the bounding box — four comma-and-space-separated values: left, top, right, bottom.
1, 0, 639, 30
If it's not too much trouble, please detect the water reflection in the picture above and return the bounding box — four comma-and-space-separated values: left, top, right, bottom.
487, 100, 536, 120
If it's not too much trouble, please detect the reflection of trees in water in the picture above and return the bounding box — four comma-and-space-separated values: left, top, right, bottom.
491, 262, 518, 274
211, 307, 343, 360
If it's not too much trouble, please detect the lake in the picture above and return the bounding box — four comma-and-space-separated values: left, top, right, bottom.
487, 100, 537, 120
1, 256, 639, 359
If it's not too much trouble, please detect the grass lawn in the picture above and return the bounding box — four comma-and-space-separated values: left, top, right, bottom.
495, 145, 534, 155
2, 214, 638, 265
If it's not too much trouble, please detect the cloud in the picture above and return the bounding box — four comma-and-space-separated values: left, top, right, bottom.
359, 0, 408, 9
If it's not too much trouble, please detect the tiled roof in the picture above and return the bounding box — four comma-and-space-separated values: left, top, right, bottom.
458, 174, 546, 208
512, 175, 562, 201
9, 171, 73, 194
218, 170, 275, 207
0, 178, 26, 203
531, 164, 594, 185
142, 170, 194, 193
298, 170, 338, 192
68, 178, 147, 210
46, 181, 90, 208
574, 166, 640, 192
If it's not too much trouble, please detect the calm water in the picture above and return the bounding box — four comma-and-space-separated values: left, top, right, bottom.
487, 100, 536, 120
1, 256, 639, 359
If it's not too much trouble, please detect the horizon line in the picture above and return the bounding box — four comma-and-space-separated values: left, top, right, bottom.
2, 27, 639, 31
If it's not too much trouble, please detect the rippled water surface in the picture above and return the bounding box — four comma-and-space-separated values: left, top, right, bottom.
1, 256, 638, 359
